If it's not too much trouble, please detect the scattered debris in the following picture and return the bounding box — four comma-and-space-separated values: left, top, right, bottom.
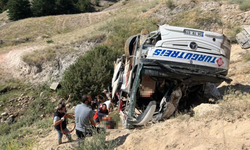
51, 97, 57, 103
236, 26, 250, 49
1, 112, 8, 116
0, 96, 34, 124
50, 82, 60, 90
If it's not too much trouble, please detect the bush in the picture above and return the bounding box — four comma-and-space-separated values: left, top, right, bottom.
59, 45, 120, 102
239, 1, 250, 11
75, 130, 117, 150
225, 0, 250, 11
46, 39, 54, 43
32, 0, 56, 17
7, 0, 32, 20
171, 9, 223, 30
101, 16, 158, 51
76, 0, 92, 13
166, 0, 175, 9
226, 25, 241, 44
0, 0, 8, 13
55, 0, 78, 14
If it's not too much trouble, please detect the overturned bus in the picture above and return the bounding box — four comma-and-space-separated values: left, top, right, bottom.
111, 24, 232, 129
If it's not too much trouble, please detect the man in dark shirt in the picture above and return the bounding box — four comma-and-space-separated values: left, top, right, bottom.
53, 103, 72, 144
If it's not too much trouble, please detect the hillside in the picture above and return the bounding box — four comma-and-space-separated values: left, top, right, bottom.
1, 0, 250, 84
33, 44, 250, 150
0, 0, 250, 149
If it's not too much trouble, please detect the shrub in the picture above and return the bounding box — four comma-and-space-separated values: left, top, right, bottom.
75, 130, 117, 150
7, 0, 32, 20
223, 0, 250, 11
166, 0, 175, 9
55, 0, 78, 14
101, 16, 158, 51
76, 0, 92, 13
32, 0, 56, 17
239, 1, 250, 11
0, 0, 8, 13
59, 45, 120, 102
226, 25, 241, 44
46, 39, 54, 43
171, 9, 223, 30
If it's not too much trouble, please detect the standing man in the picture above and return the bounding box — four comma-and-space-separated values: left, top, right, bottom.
75, 95, 96, 144
53, 103, 72, 145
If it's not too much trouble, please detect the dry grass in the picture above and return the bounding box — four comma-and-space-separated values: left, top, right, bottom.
19, 0, 161, 66
0, 11, 9, 23
219, 88, 250, 120
243, 51, 250, 62
170, 9, 222, 30
22, 47, 57, 67
0, 12, 113, 41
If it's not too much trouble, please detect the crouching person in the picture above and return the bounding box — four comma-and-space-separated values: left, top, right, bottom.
53, 103, 72, 144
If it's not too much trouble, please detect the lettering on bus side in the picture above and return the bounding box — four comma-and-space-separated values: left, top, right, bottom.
152, 49, 218, 64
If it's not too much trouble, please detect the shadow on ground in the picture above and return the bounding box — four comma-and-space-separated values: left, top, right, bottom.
219, 83, 250, 96
107, 133, 130, 147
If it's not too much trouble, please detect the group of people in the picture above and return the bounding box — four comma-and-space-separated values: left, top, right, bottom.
53, 90, 115, 145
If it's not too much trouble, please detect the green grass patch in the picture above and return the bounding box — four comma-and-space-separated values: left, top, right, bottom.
170, 9, 223, 29
225, 24, 241, 44
239, 0, 250, 11
100, 15, 158, 51
224, 0, 250, 11
35, 117, 53, 129
0, 79, 29, 111
0, 138, 33, 150
166, 0, 176, 9
46, 39, 54, 44
75, 130, 117, 150
0, 83, 57, 149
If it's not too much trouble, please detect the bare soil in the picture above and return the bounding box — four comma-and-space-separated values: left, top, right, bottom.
30, 44, 250, 150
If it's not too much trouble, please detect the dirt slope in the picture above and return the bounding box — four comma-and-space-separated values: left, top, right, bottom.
110, 119, 250, 150
32, 44, 250, 150
0, 1, 250, 149
34, 118, 250, 150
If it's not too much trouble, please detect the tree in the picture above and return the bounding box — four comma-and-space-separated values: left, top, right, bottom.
32, 0, 56, 17
59, 45, 120, 102
0, 0, 8, 13
55, 0, 78, 14
76, 0, 92, 13
7, 0, 32, 20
